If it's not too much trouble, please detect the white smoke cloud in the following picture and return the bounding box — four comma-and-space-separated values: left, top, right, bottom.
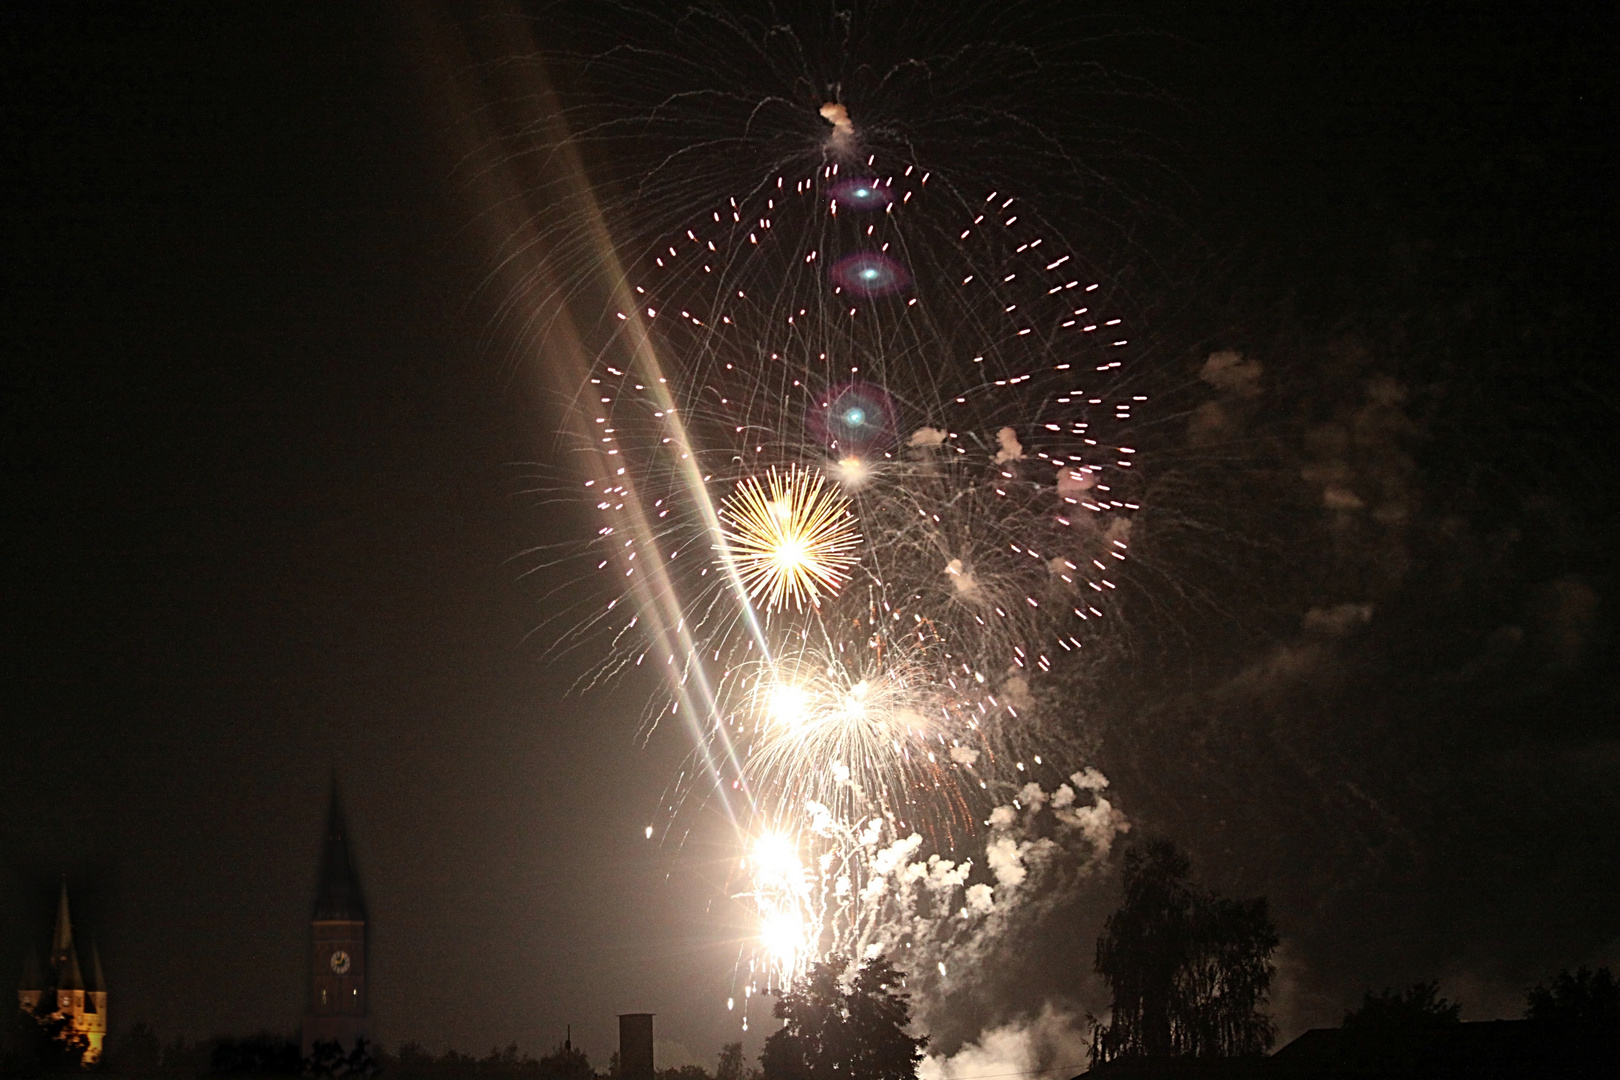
910, 426, 949, 449
873, 833, 924, 877
945, 557, 982, 599
1526, 576, 1599, 671
1302, 603, 1373, 636
986, 835, 1030, 890
994, 427, 1025, 463
791, 768, 1127, 1052
1056, 465, 1094, 497
1055, 796, 1127, 858
1188, 351, 1264, 446
1300, 374, 1420, 587
819, 101, 855, 152
1070, 767, 1109, 792
1199, 350, 1264, 397
1322, 486, 1366, 510
1186, 400, 1235, 447
920, 1003, 1092, 1080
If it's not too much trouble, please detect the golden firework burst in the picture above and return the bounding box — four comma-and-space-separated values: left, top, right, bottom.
718, 466, 862, 610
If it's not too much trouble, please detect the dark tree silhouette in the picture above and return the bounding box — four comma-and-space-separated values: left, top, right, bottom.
760, 955, 927, 1080
538, 1041, 594, 1080
105, 1022, 163, 1076
1090, 839, 1278, 1063
7, 996, 91, 1075
304, 1038, 377, 1080
1341, 981, 1461, 1031
211, 1032, 302, 1075
384, 1039, 592, 1080
715, 1043, 745, 1080
655, 1068, 710, 1080
1527, 967, 1620, 1024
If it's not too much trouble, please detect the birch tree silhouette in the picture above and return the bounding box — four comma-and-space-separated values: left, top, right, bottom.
1091, 839, 1278, 1062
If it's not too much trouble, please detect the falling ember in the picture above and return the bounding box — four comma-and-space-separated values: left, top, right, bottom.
718, 465, 862, 610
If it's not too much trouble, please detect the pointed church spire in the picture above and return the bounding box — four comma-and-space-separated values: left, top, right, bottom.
51, 878, 85, 991
51, 879, 73, 962
90, 942, 107, 994
314, 778, 367, 921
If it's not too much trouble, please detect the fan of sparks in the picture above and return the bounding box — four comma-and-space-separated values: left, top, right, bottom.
718, 465, 862, 611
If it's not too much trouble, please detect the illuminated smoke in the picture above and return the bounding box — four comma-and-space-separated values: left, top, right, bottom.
820, 101, 856, 152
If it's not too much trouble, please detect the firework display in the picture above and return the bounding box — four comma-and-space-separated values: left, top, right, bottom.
569, 97, 1142, 1010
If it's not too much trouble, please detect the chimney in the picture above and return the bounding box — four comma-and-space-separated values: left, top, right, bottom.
618, 1014, 654, 1080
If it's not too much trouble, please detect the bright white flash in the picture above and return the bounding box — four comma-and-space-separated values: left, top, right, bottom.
767, 683, 811, 728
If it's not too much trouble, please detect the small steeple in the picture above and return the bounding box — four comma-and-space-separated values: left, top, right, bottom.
51, 879, 73, 967
20, 949, 42, 993
314, 779, 367, 922
51, 879, 85, 991
90, 942, 107, 995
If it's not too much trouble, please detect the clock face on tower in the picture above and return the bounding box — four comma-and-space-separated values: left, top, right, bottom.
329, 950, 351, 974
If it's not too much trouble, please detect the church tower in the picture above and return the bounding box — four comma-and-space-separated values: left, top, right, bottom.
17, 881, 108, 1063
301, 782, 370, 1057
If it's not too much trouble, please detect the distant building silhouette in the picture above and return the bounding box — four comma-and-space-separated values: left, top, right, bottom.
619, 1014, 654, 1080
16, 881, 108, 1063
1079, 1017, 1620, 1079
1268, 1018, 1620, 1078
302, 782, 371, 1057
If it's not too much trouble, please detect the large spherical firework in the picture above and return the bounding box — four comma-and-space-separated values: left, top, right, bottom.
718, 465, 863, 611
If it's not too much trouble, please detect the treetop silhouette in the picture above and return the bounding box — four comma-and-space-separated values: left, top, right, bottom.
760, 955, 927, 1080
1090, 838, 1278, 1063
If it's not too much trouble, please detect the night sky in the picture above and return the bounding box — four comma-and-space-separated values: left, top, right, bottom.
4, 1, 1618, 1071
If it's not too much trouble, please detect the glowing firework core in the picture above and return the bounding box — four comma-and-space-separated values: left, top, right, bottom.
718, 466, 862, 610
749, 831, 816, 968
767, 683, 811, 728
